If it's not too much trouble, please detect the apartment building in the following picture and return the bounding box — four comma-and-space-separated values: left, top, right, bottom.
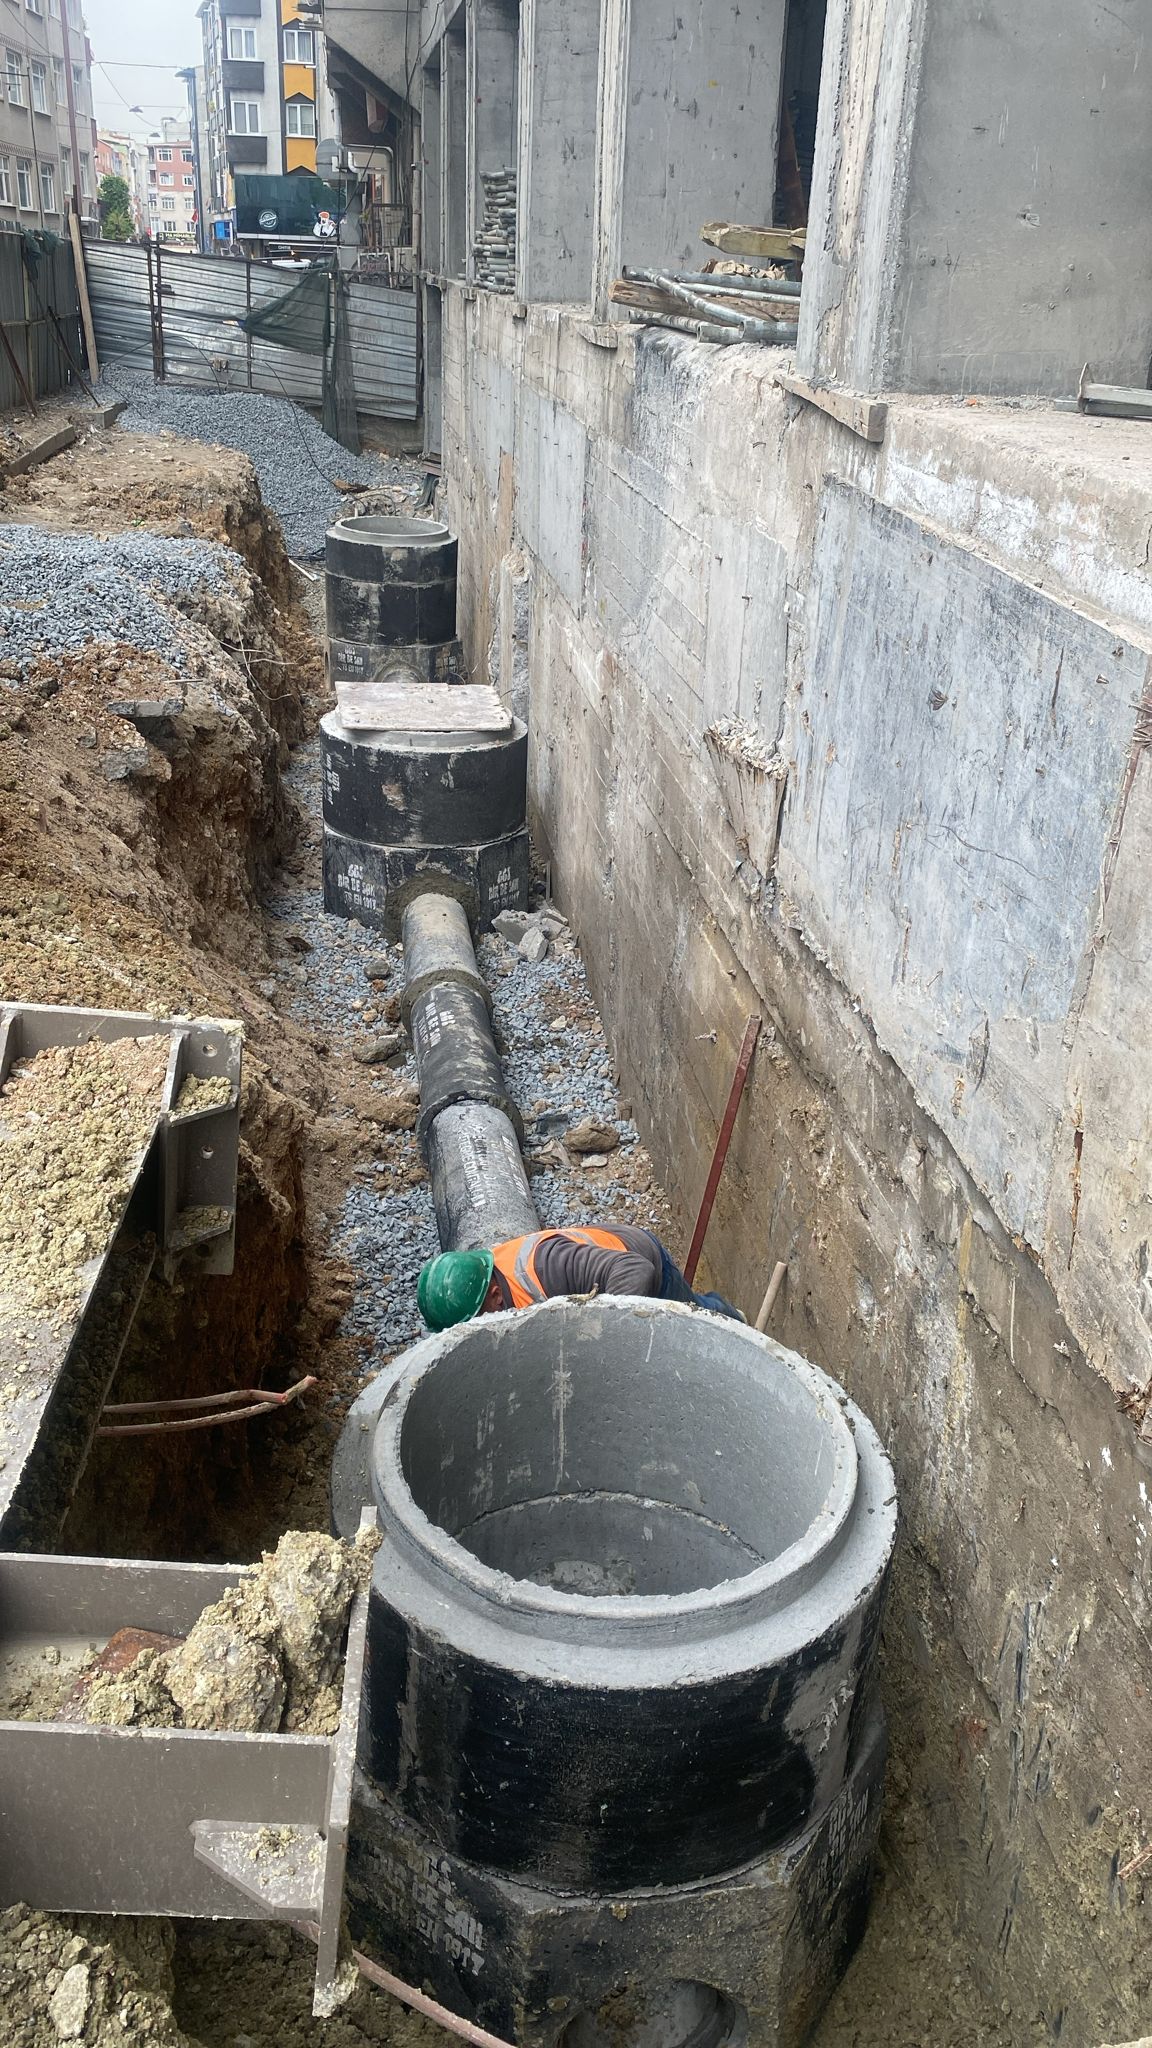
135, 116, 197, 243
0, 0, 96, 234
198, 0, 335, 234
94, 127, 140, 226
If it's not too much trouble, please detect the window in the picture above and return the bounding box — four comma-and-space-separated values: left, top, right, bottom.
79, 150, 89, 196
39, 160, 55, 211
6, 53, 25, 106
60, 144, 70, 188
227, 26, 255, 59
158, 171, 172, 185
25, 0, 42, 16
16, 157, 32, 209
157, 146, 172, 161
183, 173, 194, 187
161, 195, 175, 210
70, 63, 81, 92
51, 56, 63, 101
285, 100, 315, 137
29, 60, 47, 113
182, 147, 193, 162
0, 157, 10, 206
228, 98, 260, 133
282, 27, 313, 62
48, 0, 59, 15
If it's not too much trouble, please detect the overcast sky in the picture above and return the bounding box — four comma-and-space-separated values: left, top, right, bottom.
83, 0, 199, 139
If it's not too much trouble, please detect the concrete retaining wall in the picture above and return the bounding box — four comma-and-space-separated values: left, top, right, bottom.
440, 286, 1152, 2040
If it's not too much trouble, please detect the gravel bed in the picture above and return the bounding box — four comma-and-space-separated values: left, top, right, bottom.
0, 524, 243, 679
99, 366, 419, 560
266, 737, 666, 1380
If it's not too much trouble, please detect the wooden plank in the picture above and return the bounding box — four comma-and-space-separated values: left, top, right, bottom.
775, 371, 888, 445
610, 278, 802, 323
68, 206, 100, 384
2, 425, 77, 478
701, 222, 806, 262
335, 682, 512, 735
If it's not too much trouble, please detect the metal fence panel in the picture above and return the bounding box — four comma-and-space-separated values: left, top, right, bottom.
86, 241, 417, 422
0, 232, 81, 409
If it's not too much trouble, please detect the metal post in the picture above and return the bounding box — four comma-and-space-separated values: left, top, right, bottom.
245, 256, 253, 389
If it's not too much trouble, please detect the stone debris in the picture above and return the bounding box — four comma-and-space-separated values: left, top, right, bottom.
172, 1073, 233, 1118
519, 926, 550, 963
492, 910, 534, 945
0, 1909, 190, 2048
80, 1525, 380, 1737
48, 1960, 92, 2038
0, 1034, 169, 1326
352, 1031, 406, 1067
564, 1119, 621, 1156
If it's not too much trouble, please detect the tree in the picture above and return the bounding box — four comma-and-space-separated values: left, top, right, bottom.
97, 173, 134, 241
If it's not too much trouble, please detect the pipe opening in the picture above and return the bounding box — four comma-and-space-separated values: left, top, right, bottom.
332, 516, 451, 543
559, 1982, 745, 2048
397, 1307, 849, 1599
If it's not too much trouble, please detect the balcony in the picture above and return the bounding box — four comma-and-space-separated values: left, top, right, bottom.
222, 59, 264, 92
219, 0, 261, 15
225, 133, 267, 166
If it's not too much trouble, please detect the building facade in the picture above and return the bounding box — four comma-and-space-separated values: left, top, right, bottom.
94, 128, 141, 227
136, 118, 197, 243
197, 0, 336, 240
0, 0, 97, 234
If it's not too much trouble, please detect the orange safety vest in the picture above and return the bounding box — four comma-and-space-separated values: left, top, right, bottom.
491, 1227, 630, 1308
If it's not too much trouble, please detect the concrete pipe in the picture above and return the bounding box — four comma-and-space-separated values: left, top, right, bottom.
335, 1299, 897, 2048
409, 980, 524, 1152
424, 1102, 540, 1250
400, 893, 491, 1025
326, 515, 458, 651
321, 713, 528, 850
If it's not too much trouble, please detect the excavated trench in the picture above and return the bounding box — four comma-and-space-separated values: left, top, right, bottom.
0, 424, 1039, 2048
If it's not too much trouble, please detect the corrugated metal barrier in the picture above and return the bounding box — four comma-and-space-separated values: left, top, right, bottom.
85, 241, 419, 422
0, 232, 83, 409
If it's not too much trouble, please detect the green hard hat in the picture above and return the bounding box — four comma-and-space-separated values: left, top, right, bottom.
417, 1249, 495, 1331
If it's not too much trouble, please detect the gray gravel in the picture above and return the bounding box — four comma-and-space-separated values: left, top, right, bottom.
99, 365, 418, 560
266, 737, 666, 1381
0, 524, 244, 679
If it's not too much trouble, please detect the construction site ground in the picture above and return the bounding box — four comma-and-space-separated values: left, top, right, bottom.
0, 403, 1028, 2046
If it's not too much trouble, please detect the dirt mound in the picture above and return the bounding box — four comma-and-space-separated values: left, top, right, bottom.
82, 1526, 379, 1736
0, 1908, 194, 2048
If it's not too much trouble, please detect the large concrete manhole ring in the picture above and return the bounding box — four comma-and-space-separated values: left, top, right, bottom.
344, 1296, 896, 1891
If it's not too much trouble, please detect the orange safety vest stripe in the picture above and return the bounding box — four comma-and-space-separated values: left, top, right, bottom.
491, 1227, 630, 1308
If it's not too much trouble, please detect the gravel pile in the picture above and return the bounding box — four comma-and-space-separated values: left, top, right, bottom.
0, 524, 243, 679
100, 366, 418, 560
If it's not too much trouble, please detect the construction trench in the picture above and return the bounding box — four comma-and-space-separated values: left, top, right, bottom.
0, 263, 1149, 2048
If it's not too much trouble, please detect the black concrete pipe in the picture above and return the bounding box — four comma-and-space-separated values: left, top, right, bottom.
334, 1299, 898, 2048
401, 891, 538, 1248
326, 515, 460, 687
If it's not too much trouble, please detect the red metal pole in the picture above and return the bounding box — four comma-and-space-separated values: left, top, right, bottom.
682, 1012, 762, 1285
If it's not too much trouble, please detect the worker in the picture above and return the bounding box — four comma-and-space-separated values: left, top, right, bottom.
417, 1225, 744, 1331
